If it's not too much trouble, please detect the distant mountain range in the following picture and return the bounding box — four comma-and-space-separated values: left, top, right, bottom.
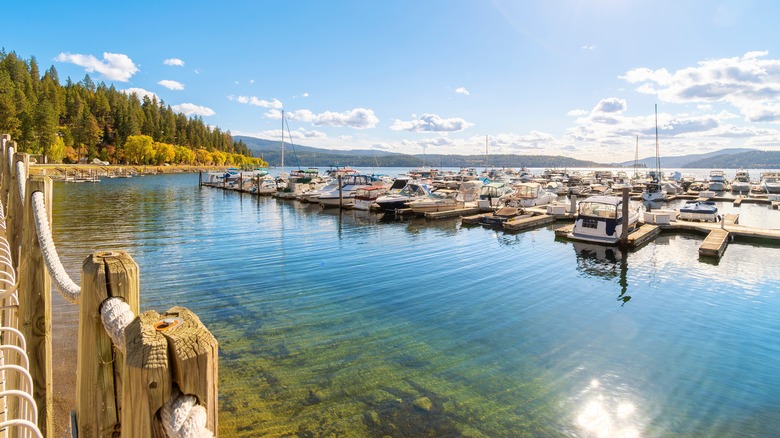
236, 136, 780, 169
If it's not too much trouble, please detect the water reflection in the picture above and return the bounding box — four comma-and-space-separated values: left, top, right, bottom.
572, 241, 630, 305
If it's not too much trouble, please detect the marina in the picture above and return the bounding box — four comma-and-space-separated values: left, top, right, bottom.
51, 171, 780, 436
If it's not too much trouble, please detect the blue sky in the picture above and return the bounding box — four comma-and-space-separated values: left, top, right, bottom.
4, 0, 780, 162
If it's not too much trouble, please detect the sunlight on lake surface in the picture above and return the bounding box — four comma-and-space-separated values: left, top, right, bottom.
51, 172, 780, 436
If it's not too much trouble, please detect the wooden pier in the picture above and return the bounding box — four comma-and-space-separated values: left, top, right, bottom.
699, 228, 730, 258
503, 214, 554, 231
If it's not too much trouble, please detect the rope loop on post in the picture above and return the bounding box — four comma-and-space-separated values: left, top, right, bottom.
15, 160, 25, 206
30, 191, 80, 303
99, 297, 214, 438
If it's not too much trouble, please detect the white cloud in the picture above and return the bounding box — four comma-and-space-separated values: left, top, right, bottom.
260, 127, 327, 141
171, 103, 215, 117
269, 108, 379, 129
249, 79, 255, 84
121, 88, 158, 101
620, 51, 780, 124
593, 97, 627, 114
391, 114, 473, 132
55, 52, 139, 82
581, 45, 596, 51
567, 109, 589, 116
229, 95, 283, 109
455, 87, 470, 96
163, 58, 185, 66
158, 80, 184, 90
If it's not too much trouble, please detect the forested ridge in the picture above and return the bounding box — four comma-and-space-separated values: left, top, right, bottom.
0, 49, 265, 167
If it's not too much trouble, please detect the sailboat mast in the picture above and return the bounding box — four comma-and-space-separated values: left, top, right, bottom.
634, 134, 639, 178
654, 104, 660, 175
281, 109, 285, 170
485, 134, 489, 168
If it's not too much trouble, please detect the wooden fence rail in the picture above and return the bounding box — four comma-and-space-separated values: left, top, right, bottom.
0, 134, 218, 437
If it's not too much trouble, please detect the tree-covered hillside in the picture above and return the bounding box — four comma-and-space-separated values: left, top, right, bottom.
0, 50, 264, 166
683, 150, 780, 169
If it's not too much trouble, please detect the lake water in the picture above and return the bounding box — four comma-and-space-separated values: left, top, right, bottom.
51, 171, 780, 437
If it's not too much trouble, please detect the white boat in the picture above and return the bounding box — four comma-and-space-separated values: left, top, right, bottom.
375, 181, 432, 212
706, 170, 728, 191
760, 172, 780, 194
730, 170, 751, 193
544, 180, 568, 196
352, 186, 387, 211
406, 189, 463, 213
478, 182, 515, 208
505, 182, 557, 207
678, 201, 719, 222
642, 106, 666, 202
317, 174, 383, 207
568, 195, 639, 245
256, 175, 278, 195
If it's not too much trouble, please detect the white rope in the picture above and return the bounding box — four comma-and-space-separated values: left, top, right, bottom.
30, 191, 80, 303
160, 388, 213, 438
15, 161, 25, 206
99, 297, 214, 438
99, 297, 133, 355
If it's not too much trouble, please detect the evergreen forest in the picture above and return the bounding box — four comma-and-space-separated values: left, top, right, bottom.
0, 50, 265, 167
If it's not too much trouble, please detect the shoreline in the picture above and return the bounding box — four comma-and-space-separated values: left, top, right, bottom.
28, 163, 232, 178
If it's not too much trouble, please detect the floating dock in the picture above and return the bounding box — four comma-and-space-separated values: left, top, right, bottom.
699, 229, 730, 258
503, 214, 554, 231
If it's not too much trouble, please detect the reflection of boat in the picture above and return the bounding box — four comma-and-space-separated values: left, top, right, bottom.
505, 182, 557, 207
571, 241, 631, 304
569, 195, 639, 245
679, 201, 719, 222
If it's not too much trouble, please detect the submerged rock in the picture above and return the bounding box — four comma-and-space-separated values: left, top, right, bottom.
413, 397, 432, 412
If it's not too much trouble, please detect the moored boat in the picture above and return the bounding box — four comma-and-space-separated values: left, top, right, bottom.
352, 186, 387, 211
375, 181, 431, 212
706, 170, 728, 191
505, 182, 557, 207
678, 201, 719, 222
731, 170, 751, 193
568, 195, 639, 245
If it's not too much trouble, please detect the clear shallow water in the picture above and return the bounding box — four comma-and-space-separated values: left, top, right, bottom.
51, 173, 780, 437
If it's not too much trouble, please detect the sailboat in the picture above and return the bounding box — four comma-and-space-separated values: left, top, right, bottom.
642, 105, 666, 202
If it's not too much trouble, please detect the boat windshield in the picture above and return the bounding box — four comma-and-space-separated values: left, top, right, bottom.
579, 201, 618, 218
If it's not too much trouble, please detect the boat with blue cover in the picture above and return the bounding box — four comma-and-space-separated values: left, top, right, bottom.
679, 201, 719, 222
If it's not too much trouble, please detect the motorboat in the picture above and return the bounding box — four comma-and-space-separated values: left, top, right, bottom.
375, 181, 432, 212
317, 174, 384, 207
505, 182, 557, 207
256, 175, 278, 195
406, 189, 463, 213
730, 170, 751, 193
642, 171, 666, 202
568, 195, 639, 245
760, 172, 780, 194
274, 168, 321, 199
352, 186, 387, 211
544, 180, 568, 196
478, 182, 515, 208
706, 170, 728, 191
678, 201, 719, 222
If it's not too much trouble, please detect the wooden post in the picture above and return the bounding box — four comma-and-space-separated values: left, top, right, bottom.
18, 177, 54, 437
338, 174, 343, 208
620, 187, 630, 245
569, 194, 577, 214
123, 307, 218, 436
7, 152, 29, 270
77, 251, 140, 437
198, 171, 203, 187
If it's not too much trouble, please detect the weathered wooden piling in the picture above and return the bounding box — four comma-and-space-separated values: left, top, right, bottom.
77, 251, 140, 437
19, 177, 54, 436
